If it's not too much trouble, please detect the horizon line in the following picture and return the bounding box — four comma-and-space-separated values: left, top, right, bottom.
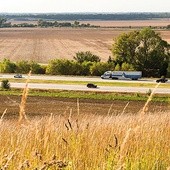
0, 12, 170, 14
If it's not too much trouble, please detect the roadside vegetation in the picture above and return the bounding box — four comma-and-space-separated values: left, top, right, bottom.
0, 88, 169, 103
0, 79, 10, 90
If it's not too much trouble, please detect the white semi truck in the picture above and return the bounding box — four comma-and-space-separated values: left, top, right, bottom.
101, 71, 142, 80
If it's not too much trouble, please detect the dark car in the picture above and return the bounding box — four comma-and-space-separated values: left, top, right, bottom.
87, 83, 97, 88
14, 74, 22, 78
156, 78, 168, 83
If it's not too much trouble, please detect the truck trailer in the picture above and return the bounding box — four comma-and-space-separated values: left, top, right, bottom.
101, 71, 142, 80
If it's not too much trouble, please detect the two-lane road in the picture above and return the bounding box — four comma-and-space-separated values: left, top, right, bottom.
1, 74, 168, 84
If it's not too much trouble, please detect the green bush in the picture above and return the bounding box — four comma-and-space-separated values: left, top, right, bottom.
30, 61, 46, 74
16, 60, 31, 74
90, 62, 115, 76
46, 59, 79, 75
74, 51, 101, 63
1, 79, 10, 90
0, 58, 16, 73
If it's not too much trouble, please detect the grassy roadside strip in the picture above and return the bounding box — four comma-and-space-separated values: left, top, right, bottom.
0, 78, 170, 88
0, 88, 169, 103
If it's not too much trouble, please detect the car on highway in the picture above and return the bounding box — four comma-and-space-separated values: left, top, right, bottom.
87, 83, 97, 88
14, 74, 23, 78
156, 77, 168, 83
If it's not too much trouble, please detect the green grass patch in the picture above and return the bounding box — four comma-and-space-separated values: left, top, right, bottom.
0, 88, 169, 103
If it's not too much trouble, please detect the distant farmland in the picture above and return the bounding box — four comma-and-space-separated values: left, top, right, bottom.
0, 26, 170, 63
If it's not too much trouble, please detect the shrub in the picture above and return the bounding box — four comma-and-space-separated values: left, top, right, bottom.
1, 79, 10, 90
30, 61, 46, 74
16, 60, 31, 74
90, 62, 115, 76
74, 51, 101, 63
46, 59, 78, 75
0, 58, 16, 73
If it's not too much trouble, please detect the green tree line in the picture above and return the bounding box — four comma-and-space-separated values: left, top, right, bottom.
0, 18, 99, 28
1, 13, 170, 21
0, 17, 170, 29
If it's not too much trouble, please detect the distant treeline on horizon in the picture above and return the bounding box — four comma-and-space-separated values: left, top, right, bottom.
0, 12, 170, 21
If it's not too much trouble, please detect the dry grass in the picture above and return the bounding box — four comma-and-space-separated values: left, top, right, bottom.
0, 27, 169, 63
80, 19, 170, 27
0, 112, 170, 169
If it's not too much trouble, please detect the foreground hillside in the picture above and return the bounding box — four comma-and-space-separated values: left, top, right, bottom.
0, 111, 170, 169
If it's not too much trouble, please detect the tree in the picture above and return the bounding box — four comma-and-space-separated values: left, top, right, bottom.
79, 61, 93, 75
90, 62, 114, 76
107, 56, 114, 63
74, 51, 101, 63
46, 59, 78, 75
0, 18, 7, 27
30, 61, 45, 74
112, 28, 170, 77
16, 60, 31, 74
112, 31, 140, 65
74, 21, 80, 27
114, 64, 121, 71
0, 59, 16, 73
121, 62, 134, 71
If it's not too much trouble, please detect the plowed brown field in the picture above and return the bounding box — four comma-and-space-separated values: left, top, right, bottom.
0, 27, 170, 63
0, 95, 169, 119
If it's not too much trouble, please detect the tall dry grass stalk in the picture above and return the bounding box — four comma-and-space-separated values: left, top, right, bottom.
117, 82, 162, 169
18, 70, 31, 124
77, 98, 80, 116
120, 102, 129, 116
140, 82, 160, 116
0, 109, 7, 123
107, 103, 113, 116
117, 128, 132, 170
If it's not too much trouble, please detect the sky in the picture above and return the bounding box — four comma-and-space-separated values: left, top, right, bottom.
0, 0, 170, 13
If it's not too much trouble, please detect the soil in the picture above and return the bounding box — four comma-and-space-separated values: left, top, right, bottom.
0, 27, 169, 62
0, 95, 169, 119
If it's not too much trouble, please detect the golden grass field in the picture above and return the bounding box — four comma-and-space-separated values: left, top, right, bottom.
0, 98, 170, 169
0, 22, 170, 63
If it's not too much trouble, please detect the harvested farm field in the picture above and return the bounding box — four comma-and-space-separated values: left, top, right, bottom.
0, 95, 169, 119
0, 27, 170, 63
10, 19, 170, 27
80, 19, 170, 27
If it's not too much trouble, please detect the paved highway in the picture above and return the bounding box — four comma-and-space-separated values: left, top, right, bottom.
10, 82, 170, 94
1, 74, 170, 94
1, 73, 168, 84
